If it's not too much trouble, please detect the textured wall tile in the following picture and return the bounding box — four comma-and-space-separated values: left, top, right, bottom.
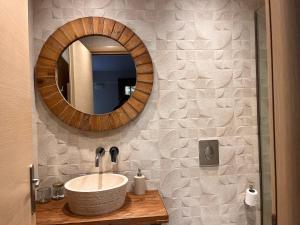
84, 0, 112, 8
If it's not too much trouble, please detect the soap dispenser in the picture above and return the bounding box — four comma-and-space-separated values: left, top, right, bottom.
134, 168, 146, 195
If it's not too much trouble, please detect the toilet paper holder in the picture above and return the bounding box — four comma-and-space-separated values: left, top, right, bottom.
248, 185, 255, 193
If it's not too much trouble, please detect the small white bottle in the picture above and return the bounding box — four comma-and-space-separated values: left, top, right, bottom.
134, 168, 146, 195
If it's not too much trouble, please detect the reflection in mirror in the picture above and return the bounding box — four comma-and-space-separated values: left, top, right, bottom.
56, 36, 136, 114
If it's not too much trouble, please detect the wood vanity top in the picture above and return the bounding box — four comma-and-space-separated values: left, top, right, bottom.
36, 190, 168, 225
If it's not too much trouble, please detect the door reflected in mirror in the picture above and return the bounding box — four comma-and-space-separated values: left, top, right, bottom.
56, 36, 136, 114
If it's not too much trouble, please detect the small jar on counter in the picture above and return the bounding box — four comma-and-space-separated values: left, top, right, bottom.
52, 181, 64, 200
37, 187, 51, 203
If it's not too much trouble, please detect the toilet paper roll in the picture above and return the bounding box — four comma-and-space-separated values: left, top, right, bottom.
245, 187, 258, 207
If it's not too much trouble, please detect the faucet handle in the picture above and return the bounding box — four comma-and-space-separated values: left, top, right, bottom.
96, 146, 105, 156
109, 146, 119, 163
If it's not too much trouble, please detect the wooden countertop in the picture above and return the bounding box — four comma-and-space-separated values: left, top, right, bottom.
36, 190, 168, 225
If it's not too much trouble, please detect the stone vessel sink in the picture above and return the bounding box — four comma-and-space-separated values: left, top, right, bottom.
64, 173, 128, 216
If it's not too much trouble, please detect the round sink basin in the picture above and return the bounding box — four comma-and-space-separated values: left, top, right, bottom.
64, 173, 128, 216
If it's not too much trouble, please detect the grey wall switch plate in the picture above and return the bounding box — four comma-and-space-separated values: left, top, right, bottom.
199, 140, 219, 166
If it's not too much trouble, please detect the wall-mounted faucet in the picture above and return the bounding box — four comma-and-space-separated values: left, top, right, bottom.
95, 147, 105, 167
109, 146, 119, 163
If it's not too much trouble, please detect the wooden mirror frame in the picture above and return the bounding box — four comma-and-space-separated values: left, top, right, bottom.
35, 17, 153, 132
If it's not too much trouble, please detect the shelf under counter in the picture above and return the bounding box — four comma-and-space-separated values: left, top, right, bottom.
36, 190, 169, 225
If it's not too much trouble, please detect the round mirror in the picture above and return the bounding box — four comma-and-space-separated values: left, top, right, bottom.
36, 17, 153, 132
56, 36, 136, 115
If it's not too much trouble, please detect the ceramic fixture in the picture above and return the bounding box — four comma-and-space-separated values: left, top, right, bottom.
64, 173, 128, 216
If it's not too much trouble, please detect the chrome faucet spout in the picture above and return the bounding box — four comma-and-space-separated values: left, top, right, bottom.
95, 147, 105, 167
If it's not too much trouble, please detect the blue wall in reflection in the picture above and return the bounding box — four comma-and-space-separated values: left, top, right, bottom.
92, 54, 136, 114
